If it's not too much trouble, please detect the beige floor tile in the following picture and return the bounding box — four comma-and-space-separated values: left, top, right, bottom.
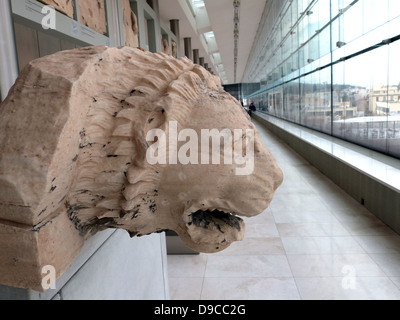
354, 236, 400, 254
244, 222, 280, 238
168, 254, 208, 278
343, 220, 398, 236
243, 210, 274, 225
273, 210, 339, 224
332, 208, 388, 223
287, 254, 386, 277
297, 165, 327, 181
169, 278, 203, 300
204, 255, 293, 278
308, 178, 348, 195
274, 184, 314, 197
281, 236, 365, 255
270, 193, 331, 213
201, 277, 300, 300
166, 121, 400, 300
214, 238, 285, 256
391, 277, 400, 290
318, 192, 366, 212
295, 277, 400, 300
369, 254, 400, 277
277, 222, 349, 237
275, 174, 310, 185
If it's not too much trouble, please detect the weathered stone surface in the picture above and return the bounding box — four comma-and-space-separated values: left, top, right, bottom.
0, 46, 283, 290
38, 0, 74, 18
122, 0, 139, 48
79, 0, 107, 35
0, 208, 83, 291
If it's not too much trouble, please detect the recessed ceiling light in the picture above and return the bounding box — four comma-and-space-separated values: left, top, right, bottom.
204, 31, 215, 38
193, 0, 205, 9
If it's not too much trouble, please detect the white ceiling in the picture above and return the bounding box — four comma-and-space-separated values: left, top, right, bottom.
158, 0, 266, 84
158, 0, 213, 70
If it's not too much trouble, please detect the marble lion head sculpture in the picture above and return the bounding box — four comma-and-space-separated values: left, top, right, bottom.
0, 46, 283, 253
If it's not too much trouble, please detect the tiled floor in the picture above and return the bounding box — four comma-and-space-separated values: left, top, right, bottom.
167, 119, 400, 300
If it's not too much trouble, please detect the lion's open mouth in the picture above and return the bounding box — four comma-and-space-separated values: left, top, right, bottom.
188, 209, 243, 233
182, 208, 245, 252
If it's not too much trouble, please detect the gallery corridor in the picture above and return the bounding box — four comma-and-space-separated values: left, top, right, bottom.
168, 118, 400, 300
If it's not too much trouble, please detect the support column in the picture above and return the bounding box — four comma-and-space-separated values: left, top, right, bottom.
170, 19, 180, 36
170, 19, 180, 57
132, 0, 147, 49
146, 0, 155, 9
199, 57, 205, 67
149, 0, 162, 53
147, 19, 157, 52
184, 37, 192, 61
0, 0, 18, 101
193, 49, 199, 65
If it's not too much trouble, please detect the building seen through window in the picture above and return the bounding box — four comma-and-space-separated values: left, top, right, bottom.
243, 0, 400, 159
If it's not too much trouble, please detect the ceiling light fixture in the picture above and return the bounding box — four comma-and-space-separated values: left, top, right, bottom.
204, 31, 215, 39
193, 0, 205, 9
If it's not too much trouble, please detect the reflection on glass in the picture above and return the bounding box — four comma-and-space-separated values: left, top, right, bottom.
389, 0, 400, 20
364, 0, 389, 34
244, 0, 400, 159
333, 47, 388, 153
387, 39, 400, 157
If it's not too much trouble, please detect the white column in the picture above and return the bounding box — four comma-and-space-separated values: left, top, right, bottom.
0, 0, 19, 101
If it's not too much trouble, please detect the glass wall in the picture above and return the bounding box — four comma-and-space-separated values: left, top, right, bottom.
223, 84, 243, 102
244, 0, 400, 159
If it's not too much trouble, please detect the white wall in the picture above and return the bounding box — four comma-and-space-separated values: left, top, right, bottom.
0, 230, 170, 300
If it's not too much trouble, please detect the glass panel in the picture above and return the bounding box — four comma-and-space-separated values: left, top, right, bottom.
243, 0, 400, 159
363, 0, 389, 34
369, 45, 389, 153
387, 40, 400, 158
333, 45, 389, 153
298, 15, 308, 45
289, 79, 301, 123
292, 0, 299, 23
332, 60, 346, 138
331, 14, 341, 57
300, 73, 312, 127
308, 1, 319, 35
283, 83, 290, 120
275, 87, 284, 118
389, 0, 400, 20
343, 52, 371, 146
262, 91, 268, 113
282, 6, 292, 36
320, 66, 332, 134
343, 0, 363, 44
317, 0, 331, 28
308, 34, 320, 62
319, 26, 331, 58
331, 0, 340, 16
